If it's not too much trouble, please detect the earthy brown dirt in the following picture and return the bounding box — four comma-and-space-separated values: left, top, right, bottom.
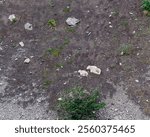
0, 0, 149, 119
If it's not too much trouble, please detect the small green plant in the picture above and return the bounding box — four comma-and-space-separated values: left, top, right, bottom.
55, 63, 64, 69
63, 38, 70, 46
48, 19, 57, 27
43, 80, 52, 88
57, 87, 106, 120
119, 44, 132, 56
142, 0, 150, 15
47, 48, 61, 57
142, 0, 150, 11
66, 27, 76, 33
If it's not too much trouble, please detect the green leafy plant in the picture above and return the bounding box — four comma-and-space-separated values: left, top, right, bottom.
119, 44, 132, 56
57, 87, 106, 120
142, 0, 150, 15
48, 19, 57, 27
66, 27, 76, 33
142, 0, 150, 11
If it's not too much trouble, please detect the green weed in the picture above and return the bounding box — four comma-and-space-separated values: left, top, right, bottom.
57, 87, 106, 120
119, 44, 132, 56
48, 19, 57, 27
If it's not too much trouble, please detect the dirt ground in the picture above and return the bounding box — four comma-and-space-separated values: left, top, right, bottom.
0, 0, 150, 119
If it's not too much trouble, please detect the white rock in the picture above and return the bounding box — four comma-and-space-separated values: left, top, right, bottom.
24, 58, 30, 63
109, 25, 113, 28
58, 98, 62, 101
135, 79, 139, 83
24, 23, 33, 31
132, 31, 136, 34
119, 62, 122, 66
129, 12, 133, 15
78, 70, 88, 77
86, 66, 101, 75
8, 14, 16, 22
120, 51, 124, 55
66, 17, 80, 27
19, 41, 24, 47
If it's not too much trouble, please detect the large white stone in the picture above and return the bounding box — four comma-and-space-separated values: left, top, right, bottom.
86, 65, 101, 75
66, 17, 80, 26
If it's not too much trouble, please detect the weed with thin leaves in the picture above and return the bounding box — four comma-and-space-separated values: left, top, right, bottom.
57, 87, 106, 120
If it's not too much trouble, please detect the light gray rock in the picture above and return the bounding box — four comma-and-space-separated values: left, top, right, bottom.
66, 17, 80, 27
24, 23, 33, 30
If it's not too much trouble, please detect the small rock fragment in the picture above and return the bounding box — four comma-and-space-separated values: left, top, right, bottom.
86, 66, 101, 75
109, 25, 113, 28
129, 12, 133, 15
24, 23, 33, 30
78, 70, 88, 77
132, 31, 136, 34
19, 41, 24, 47
24, 58, 30, 63
8, 14, 16, 22
66, 17, 80, 27
119, 63, 122, 66
58, 98, 62, 101
135, 79, 139, 83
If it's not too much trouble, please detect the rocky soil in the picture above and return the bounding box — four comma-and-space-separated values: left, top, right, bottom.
0, 0, 149, 119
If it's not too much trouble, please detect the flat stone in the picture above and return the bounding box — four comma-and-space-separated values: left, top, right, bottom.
86, 65, 101, 75
66, 17, 80, 27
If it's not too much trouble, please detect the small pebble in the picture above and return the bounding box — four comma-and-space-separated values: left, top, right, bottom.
132, 31, 136, 34
109, 25, 113, 28
135, 79, 139, 83
8, 14, 16, 22
24, 23, 33, 31
19, 41, 24, 47
24, 58, 30, 63
58, 98, 62, 101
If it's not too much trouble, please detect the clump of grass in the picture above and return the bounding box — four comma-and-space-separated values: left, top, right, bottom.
43, 80, 52, 88
119, 44, 132, 56
48, 19, 57, 27
55, 63, 64, 69
57, 87, 106, 120
47, 48, 61, 57
142, 0, 150, 15
66, 27, 76, 33
63, 38, 70, 46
